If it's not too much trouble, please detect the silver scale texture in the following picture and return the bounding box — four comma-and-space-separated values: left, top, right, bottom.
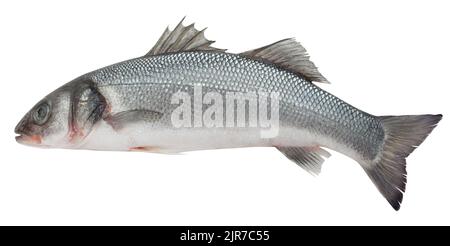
83, 51, 384, 160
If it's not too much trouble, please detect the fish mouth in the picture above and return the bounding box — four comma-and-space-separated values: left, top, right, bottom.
15, 125, 43, 146
15, 134, 23, 142
15, 133, 43, 145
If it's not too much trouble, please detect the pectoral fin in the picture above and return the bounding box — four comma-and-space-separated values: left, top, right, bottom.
104, 109, 163, 130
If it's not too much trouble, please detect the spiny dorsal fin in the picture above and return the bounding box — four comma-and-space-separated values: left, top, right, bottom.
240, 39, 329, 83
277, 146, 331, 175
145, 18, 225, 56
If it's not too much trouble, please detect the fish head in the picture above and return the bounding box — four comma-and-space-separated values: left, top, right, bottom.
15, 79, 107, 148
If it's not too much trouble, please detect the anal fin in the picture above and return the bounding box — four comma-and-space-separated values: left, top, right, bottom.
277, 146, 331, 175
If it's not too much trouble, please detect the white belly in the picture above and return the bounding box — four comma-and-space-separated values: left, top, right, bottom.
77, 119, 352, 156
78, 120, 275, 153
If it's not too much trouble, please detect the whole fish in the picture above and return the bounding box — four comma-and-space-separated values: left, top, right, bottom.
15, 19, 442, 210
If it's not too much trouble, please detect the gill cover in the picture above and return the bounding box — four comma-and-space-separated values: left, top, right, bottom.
68, 80, 106, 142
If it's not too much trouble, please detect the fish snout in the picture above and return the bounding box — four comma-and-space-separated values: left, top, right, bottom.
15, 114, 42, 145
15, 113, 29, 134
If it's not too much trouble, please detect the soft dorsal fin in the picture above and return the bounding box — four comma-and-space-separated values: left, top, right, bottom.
240, 39, 329, 83
145, 18, 225, 56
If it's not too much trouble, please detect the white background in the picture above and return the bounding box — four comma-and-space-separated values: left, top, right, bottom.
0, 0, 448, 225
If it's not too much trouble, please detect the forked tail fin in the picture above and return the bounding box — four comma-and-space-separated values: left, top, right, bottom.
361, 114, 442, 210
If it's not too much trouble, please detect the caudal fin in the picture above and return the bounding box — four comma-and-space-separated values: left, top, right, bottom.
361, 114, 442, 210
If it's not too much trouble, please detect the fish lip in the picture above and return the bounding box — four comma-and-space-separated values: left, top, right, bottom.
15, 134, 22, 142
14, 126, 28, 143
14, 126, 27, 143
14, 119, 36, 144
15, 134, 28, 144
15, 133, 28, 143
15, 133, 43, 146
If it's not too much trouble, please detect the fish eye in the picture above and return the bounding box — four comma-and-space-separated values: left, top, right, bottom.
33, 102, 50, 125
